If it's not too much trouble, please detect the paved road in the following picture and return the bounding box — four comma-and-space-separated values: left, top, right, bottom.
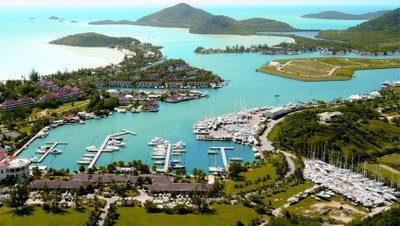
259, 117, 296, 178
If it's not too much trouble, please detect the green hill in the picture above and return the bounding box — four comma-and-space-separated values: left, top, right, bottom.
317, 8, 400, 51
49, 32, 139, 48
135, 3, 213, 28
89, 3, 296, 35
190, 16, 251, 35
302, 10, 390, 20
240, 18, 295, 32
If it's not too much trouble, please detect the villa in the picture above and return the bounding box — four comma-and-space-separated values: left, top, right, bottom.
0, 151, 31, 181
318, 111, 343, 123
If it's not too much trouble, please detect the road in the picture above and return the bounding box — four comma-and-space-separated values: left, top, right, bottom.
259, 117, 296, 178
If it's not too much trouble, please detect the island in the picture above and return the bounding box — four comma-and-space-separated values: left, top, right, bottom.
257, 57, 400, 82
49, 32, 140, 48
89, 3, 296, 35
301, 10, 391, 20
49, 16, 60, 20
195, 8, 400, 55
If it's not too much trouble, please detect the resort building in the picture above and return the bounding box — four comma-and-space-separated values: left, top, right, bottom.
0, 97, 34, 111
264, 107, 286, 118
318, 111, 343, 123
109, 81, 133, 87
30, 173, 209, 193
0, 151, 31, 181
137, 82, 161, 88
37, 80, 59, 91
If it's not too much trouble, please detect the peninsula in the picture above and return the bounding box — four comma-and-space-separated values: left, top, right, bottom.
257, 57, 400, 81
301, 10, 391, 20
317, 8, 400, 52
89, 3, 296, 35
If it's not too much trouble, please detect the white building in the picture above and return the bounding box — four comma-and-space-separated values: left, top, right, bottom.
106, 89, 119, 97
268, 61, 281, 67
265, 107, 286, 118
318, 111, 343, 123
0, 151, 31, 181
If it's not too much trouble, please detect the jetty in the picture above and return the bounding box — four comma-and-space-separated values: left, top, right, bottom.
210, 147, 234, 172
163, 143, 172, 172
36, 142, 68, 163
13, 126, 51, 156
88, 129, 136, 169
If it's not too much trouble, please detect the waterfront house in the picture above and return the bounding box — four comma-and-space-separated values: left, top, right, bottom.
109, 81, 133, 87
118, 96, 130, 105
132, 94, 147, 101
137, 81, 160, 88
165, 82, 184, 89
39, 91, 69, 102
106, 89, 119, 97
187, 82, 209, 88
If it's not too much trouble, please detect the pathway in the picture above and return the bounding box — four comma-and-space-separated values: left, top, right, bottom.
258, 117, 296, 178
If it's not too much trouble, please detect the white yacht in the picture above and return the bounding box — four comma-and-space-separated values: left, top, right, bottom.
50, 149, 62, 154
86, 146, 98, 152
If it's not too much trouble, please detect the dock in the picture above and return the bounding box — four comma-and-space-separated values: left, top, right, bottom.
163, 143, 172, 172
13, 126, 50, 156
36, 142, 68, 163
88, 129, 136, 169
210, 146, 234, 172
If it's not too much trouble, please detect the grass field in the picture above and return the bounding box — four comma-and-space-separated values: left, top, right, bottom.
0, 206, 90, 226
224, 156, 278, 195
263, 183, 313, 209
116, 204, 260, 226
363, 163, 400, 187
378, 154, 400, 171
257, 57, 400, 81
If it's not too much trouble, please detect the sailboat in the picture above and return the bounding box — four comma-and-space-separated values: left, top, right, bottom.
209, 150, 224, 174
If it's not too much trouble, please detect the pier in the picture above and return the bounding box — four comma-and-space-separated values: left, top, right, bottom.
13, 126, 50, 156
88, 129, 136, 169
210, 147, 234, 172
163, 143, 172, 172
36, 142, 68, 163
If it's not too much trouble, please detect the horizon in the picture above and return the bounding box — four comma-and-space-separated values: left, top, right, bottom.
1, 0, 399, 7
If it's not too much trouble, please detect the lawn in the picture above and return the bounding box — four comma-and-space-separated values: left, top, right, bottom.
378, 153, 400, 171
116, 204, 260, 226
363, 163, 400, 187
0, 206, 90, 226
258, 57, 400, 81
48, 99, 90, 114
263, 182, 313, 209
224, 158, 278, 195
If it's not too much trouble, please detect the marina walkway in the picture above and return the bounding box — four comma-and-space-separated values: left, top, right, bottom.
13, 126, 50, 156
88, 129, 137, 169
163, 143, 172, 172
37, 142, 68, 163
210, 147, 234, 172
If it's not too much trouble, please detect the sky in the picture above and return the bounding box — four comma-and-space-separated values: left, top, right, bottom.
1, 0, 399, 7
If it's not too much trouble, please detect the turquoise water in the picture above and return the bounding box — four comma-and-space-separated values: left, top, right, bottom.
2, 6, 399, 173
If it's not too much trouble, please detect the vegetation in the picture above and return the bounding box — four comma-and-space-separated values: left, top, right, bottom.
301, 10, 391, 20
378, 153, 400, 171
268, 211, 322, 226
317, 8, 400, 51
50, 32, 139, 48
257, 57, 400, 81
0, 206, 91, 226
349, 207, 400, 226
116, 204, 260, 226
6, 183, 30, 211
89, 3, 296, 35
269, 91, 400, 167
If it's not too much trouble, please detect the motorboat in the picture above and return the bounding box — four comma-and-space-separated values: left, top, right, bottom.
86, 146, 98, 152
50, 149, 62, 154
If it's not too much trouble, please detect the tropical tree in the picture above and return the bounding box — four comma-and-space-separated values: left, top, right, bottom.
6, 183, 30, 210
